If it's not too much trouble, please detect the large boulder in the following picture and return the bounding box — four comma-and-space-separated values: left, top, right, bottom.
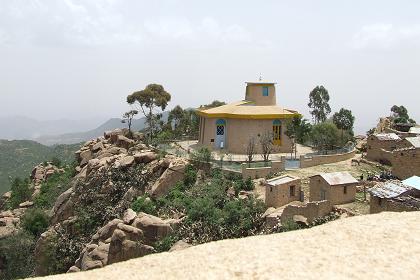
51, 187, 74, 224
134, 152, 158, 164
151, 159, 188, 198
169, 240, 192, 252
116, 135, 135, 150
34, 228, 58, 276
131, 213, 173, 245
107, 225, 153, 265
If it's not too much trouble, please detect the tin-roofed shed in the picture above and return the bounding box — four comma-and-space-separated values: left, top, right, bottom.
369, 181, 420, 214
309, 172, 359, 205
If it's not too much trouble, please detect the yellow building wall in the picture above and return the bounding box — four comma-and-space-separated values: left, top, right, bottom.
198, 116, 293, 154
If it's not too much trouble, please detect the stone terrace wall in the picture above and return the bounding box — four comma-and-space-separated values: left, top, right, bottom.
280, 200, 332, 224
241, 160, 285, 179
300, 150, 356, 168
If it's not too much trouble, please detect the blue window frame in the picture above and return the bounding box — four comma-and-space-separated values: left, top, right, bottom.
262, 86, 269, 96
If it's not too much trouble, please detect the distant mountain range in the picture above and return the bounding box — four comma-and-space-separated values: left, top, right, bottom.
0, 112, 169, 146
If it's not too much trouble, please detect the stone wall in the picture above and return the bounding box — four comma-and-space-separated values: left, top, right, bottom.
241, 160, 285, 179
300, 150, 356, 168
280, 200, 332, 224
390, 148, 420, 179
370, 195, 420, 214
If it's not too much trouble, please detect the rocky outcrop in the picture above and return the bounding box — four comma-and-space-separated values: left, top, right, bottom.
151, 158, 188, 198
33, 212, 420, 280
68, 210, 175, 272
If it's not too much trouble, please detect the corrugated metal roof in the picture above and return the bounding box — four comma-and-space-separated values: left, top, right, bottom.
369, 181, 412, 198
409, 127, 420, 134
267, 175, 299, 186
374, 133, 401, 141
311, 172, 358, 186
405, 137, 420, 148
402, 176, 420, 191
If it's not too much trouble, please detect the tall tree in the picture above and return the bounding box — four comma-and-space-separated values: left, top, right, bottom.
308, 86, 331, 124
121, 110, 138, 138
127, 84, 171, 142
310, 122, 340, 153
332, 108, 355, 140
391, 105, 416, 124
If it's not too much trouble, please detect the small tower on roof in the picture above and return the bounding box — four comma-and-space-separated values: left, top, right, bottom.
245, 76, 277, 106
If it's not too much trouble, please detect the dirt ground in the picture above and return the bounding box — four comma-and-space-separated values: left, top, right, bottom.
254, 156, 386, 215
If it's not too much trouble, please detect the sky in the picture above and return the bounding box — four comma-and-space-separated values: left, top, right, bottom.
0, 0, 419, 134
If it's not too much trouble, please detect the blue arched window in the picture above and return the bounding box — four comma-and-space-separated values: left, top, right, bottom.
216, 119, 226, 135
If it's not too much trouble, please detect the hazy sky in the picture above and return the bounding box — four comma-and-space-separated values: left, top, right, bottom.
0, 0, 419, 133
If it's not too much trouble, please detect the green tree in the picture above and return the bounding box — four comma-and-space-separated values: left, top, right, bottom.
285, 116, 312, 159
308, 86, 331, 124
199, 100, 226, 109
121, 110, 138, 137
127, 84, 171, 142
9, 178, 31, 209
21, 208, 49, 237
391, 105, 416, 124
310, 122, 340, 153
332, 108, 355, 140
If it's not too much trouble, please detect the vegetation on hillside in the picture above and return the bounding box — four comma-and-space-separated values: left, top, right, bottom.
0, 140, 80, 194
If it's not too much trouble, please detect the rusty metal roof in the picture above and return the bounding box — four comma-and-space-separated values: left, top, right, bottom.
311, 172, 358, 186
369, 181, 412, 199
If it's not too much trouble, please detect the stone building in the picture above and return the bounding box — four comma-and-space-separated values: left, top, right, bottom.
264, 175, 302, 208
196, 81, 300, 154
369, 180, 420, 214
366, 133, 401, 164
309, 172, 359, 205
390, 145, 420, 179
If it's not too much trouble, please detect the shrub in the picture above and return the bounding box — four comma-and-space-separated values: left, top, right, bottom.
154, 235, 178, 253
9, 178, 31, 209
0, 231, 36, 279
183, 164, 197, 187
131, 196, 157, 216
21, 208, 49, 236
190, 147, 212, 163
34, 166, 73, 209
51, 157, 62, 167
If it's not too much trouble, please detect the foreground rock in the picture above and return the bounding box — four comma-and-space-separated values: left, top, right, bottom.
68, 210, 176, 272
32, 212, 420, 280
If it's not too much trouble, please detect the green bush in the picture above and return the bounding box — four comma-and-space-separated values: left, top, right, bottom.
8, 178, 31, 209
190, 147, 212, 163
51, 157, 62, 167
21, 208, 49, 237
233, 177, 254, 195
0, 231, 35, 280
34, 166, 73, 209
154, 235, 177, 253
183, 164, 197, 187
131, 196, 157, 215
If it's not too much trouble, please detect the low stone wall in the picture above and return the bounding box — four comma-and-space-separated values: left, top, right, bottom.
280, 200, 332, 224
241, 160, 285, 179
300, 150, 356, 168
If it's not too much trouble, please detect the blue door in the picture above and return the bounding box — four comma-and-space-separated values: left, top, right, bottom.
215, 119, 226, 149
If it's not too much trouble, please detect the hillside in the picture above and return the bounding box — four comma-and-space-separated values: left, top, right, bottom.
0, 116, 102, 140
34, 211, 420, 280
35, 112, 169, 146
0, 140, 80, 194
